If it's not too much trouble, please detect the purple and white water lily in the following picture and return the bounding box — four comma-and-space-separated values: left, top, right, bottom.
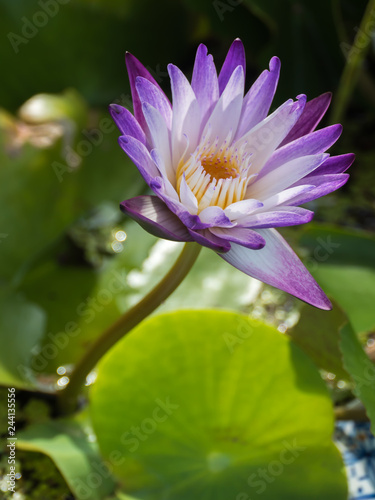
110, 39, 354, 310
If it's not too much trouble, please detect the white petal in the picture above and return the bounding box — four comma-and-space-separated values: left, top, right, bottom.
179, 174, 198, 215
142, 102, 174, 183
247, 153, 328, 200
259, 184, 315, 211
224, 198, 264, 220
234, 96, 306, 175
201, 65, 244, 145
168, 64, 201, 165
220, 229, 331, 309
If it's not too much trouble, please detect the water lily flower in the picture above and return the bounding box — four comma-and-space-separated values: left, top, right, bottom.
110, 39, 354, 310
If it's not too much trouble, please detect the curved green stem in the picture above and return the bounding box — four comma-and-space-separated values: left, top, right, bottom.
58, 242, 201, 413
330, 0, 375, 124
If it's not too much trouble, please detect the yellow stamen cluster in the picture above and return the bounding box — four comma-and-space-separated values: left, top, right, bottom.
176, 136, 251, 212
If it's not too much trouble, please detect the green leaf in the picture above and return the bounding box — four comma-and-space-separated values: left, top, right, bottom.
242, 0, 343, 100
0, 137, 79, 284
18, 221, 157, 373
0, 288, 46, 388
90, 310, 347, 500
288, 299, 350, 380
340, 321, 375, 431
17, 418, 116, 500
298, 224, 375, 334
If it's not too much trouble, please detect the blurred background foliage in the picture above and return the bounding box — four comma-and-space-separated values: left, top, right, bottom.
0, 0, 375, 498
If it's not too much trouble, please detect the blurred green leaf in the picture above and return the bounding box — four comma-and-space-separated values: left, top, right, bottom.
288, 299, 350, 380
18, 221, 156, 373
90, 310, 347, 500
241, 0, 346, 103
19, 89, 87, 129
298, 224, 375, 334
0, 0, 190, 108
73, 112, 146, 208
340, 321, 375, 432
0, 137, 79, 284
0, 288, 46, 388
17, 418, 116, 500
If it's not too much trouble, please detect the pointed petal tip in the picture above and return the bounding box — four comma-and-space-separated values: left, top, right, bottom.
347, 152, 356, 164
109, 103, 122, 114
118, 135, 129, 146
308, 294, 332, 311
197, 43, 209, 55
269, 56, 281, 71
232, 37, 244, 46
320, 91, 332, 103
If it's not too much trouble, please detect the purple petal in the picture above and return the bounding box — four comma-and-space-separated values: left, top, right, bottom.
219, 229, 332, 309
168, 64, 201, 164
224, 199, 264, 220
151, 176, 215, 231
288, 174, 350, 205
234, 206, 314, 228
120, 196, 193, 242
235, 96, 307, 176
188, 228, 231, 253
191, 44, 219, 126
141, 102, 173, 182
235, 56, 281, 140
202, 65, 244, 144
135, 76, 172, 130
125, 52, 165, 134
210, 227, 266, 249
279, 92, 332, 147
109, 104, 146, 145
258, 124, 342, 180
306, 153, 355, 176
179, 175, 198, 214
218, 38, 246, 95
119, 135, 159, 185
199, 206, 234, 228
247, 153, 328, 200
260, 185, 314, 210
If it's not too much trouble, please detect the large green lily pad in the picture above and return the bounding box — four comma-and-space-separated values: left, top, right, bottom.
90, 310, 346, 499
